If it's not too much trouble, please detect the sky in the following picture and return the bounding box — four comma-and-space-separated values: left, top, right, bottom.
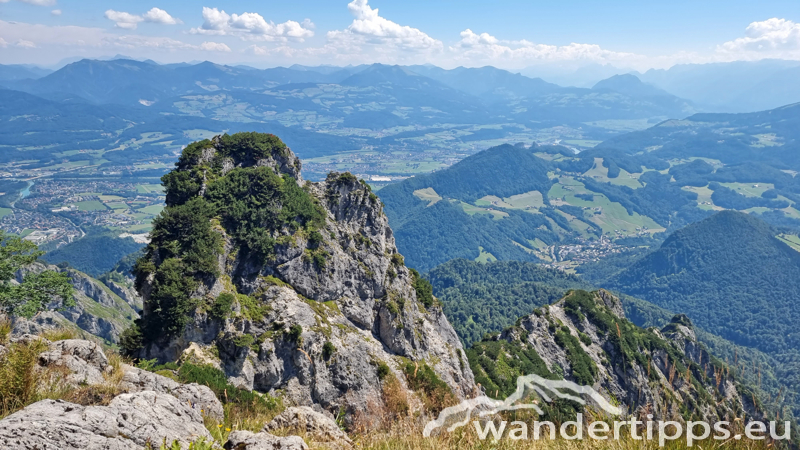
1, 0, 800, 71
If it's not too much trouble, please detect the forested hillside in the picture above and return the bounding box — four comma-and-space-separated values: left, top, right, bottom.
603, 211, 800, 415
428, 259, 591, 344
428, 256, 799, 418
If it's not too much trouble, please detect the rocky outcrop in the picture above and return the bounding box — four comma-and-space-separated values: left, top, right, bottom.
31, 337, 224, 422
135, 134, 475, 422
38, 339, 110, 386
0, 392, 212, 449
11, 265, 138, 343
105, 280, 144, 312
265, 406, 352, 447
470, 290, 763, 423
119, 365, 224, 420
223, 430, 308, 450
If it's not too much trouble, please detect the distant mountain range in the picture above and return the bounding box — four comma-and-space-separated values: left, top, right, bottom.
0, 59, 696, 124
638, 59, 800, 113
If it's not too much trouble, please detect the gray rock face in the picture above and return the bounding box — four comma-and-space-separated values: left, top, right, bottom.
12, 265, 139, 343
487, 290, 762, 422
38, 339, 109, 386
137, 141, 476, 422
0, 391, 212, 450
223, 430, 308, 450
119, 364, 224, 420
265, 406, 351, 446
106, 280, 144, 312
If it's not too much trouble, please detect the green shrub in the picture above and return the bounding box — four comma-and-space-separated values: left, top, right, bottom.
308, 230, 324, 247
554, 328, 597, 385
238, 294, 270, 322
232, 334, 255, 349
391, 253, 404, 266
210, 293, 235, 320
385, 300, 400, 315
140, 258, 201, 340
410, 269, 436, 308
322, 341, 336, 360
119, 323, 144, 356
376, 361, 391, 380
287, 325, 303, 343
401, 361, 455, 414
177, 363, 279, 416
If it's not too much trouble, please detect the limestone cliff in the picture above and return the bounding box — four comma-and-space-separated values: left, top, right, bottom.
131, 133, 475, 420
12, 264, 138, 343
468, 290, 764, 423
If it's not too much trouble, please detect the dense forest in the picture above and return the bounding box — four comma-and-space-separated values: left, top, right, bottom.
606, 211, 800, 398
427, 259, 590, 345
43, 227, 144, 277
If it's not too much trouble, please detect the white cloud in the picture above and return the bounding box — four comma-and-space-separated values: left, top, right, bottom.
0, 19, 236, 61
199, 41, 231, 52
15, 39, 36, 48
51, 9, 61, 16
191, 7, 314, 42
717, 18, 800, 59
143, 8, 180, 25
105, 7, 181, 30
326, 0, 442, 53
449, 29, 639, 66
105, 10, 142, 30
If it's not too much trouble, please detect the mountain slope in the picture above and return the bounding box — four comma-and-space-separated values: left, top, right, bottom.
467, 290, 765, 423
639, 59, 800, 112
406, 65, 562, 99
428, 259, 592, 345
130, 132, 475, 420
607, 210, 800, 355
379, 144, 570, 271
593, 73, 679, 99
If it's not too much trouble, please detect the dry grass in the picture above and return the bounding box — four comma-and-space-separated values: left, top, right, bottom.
0, 317, 11, 343
354, 420, 780, 450
201, 401, 287, 444
0, 325, 127, 418
40, 327, 78, 342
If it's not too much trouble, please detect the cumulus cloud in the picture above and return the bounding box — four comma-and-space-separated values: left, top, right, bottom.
717, 18, 800, 59
15, 39, 36, 48
0, 38, 7, 48
191, 7, 314, 42
51, 9, 61, 16
449, 29, 639, 65
104, 7, 181, 30
326, 0, 442, 52
199, 41, 231, 52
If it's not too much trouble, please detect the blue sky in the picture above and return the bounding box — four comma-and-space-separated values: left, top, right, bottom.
1, 0, 800, 70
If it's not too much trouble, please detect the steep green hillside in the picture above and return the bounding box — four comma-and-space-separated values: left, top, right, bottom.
605, 211, 800, 411
428, 257, 795, 416
465, 290, 777, 426
380, 144, 571, 271
608, 211, 800, 351
429, 260, 590, 345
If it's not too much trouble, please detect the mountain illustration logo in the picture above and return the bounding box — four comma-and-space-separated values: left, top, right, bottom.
423, 373, 622, 437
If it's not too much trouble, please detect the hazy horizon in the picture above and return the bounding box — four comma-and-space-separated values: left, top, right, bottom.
1, 0, 800, 72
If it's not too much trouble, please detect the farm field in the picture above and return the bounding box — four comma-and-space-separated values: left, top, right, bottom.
77, 201, 108, 211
